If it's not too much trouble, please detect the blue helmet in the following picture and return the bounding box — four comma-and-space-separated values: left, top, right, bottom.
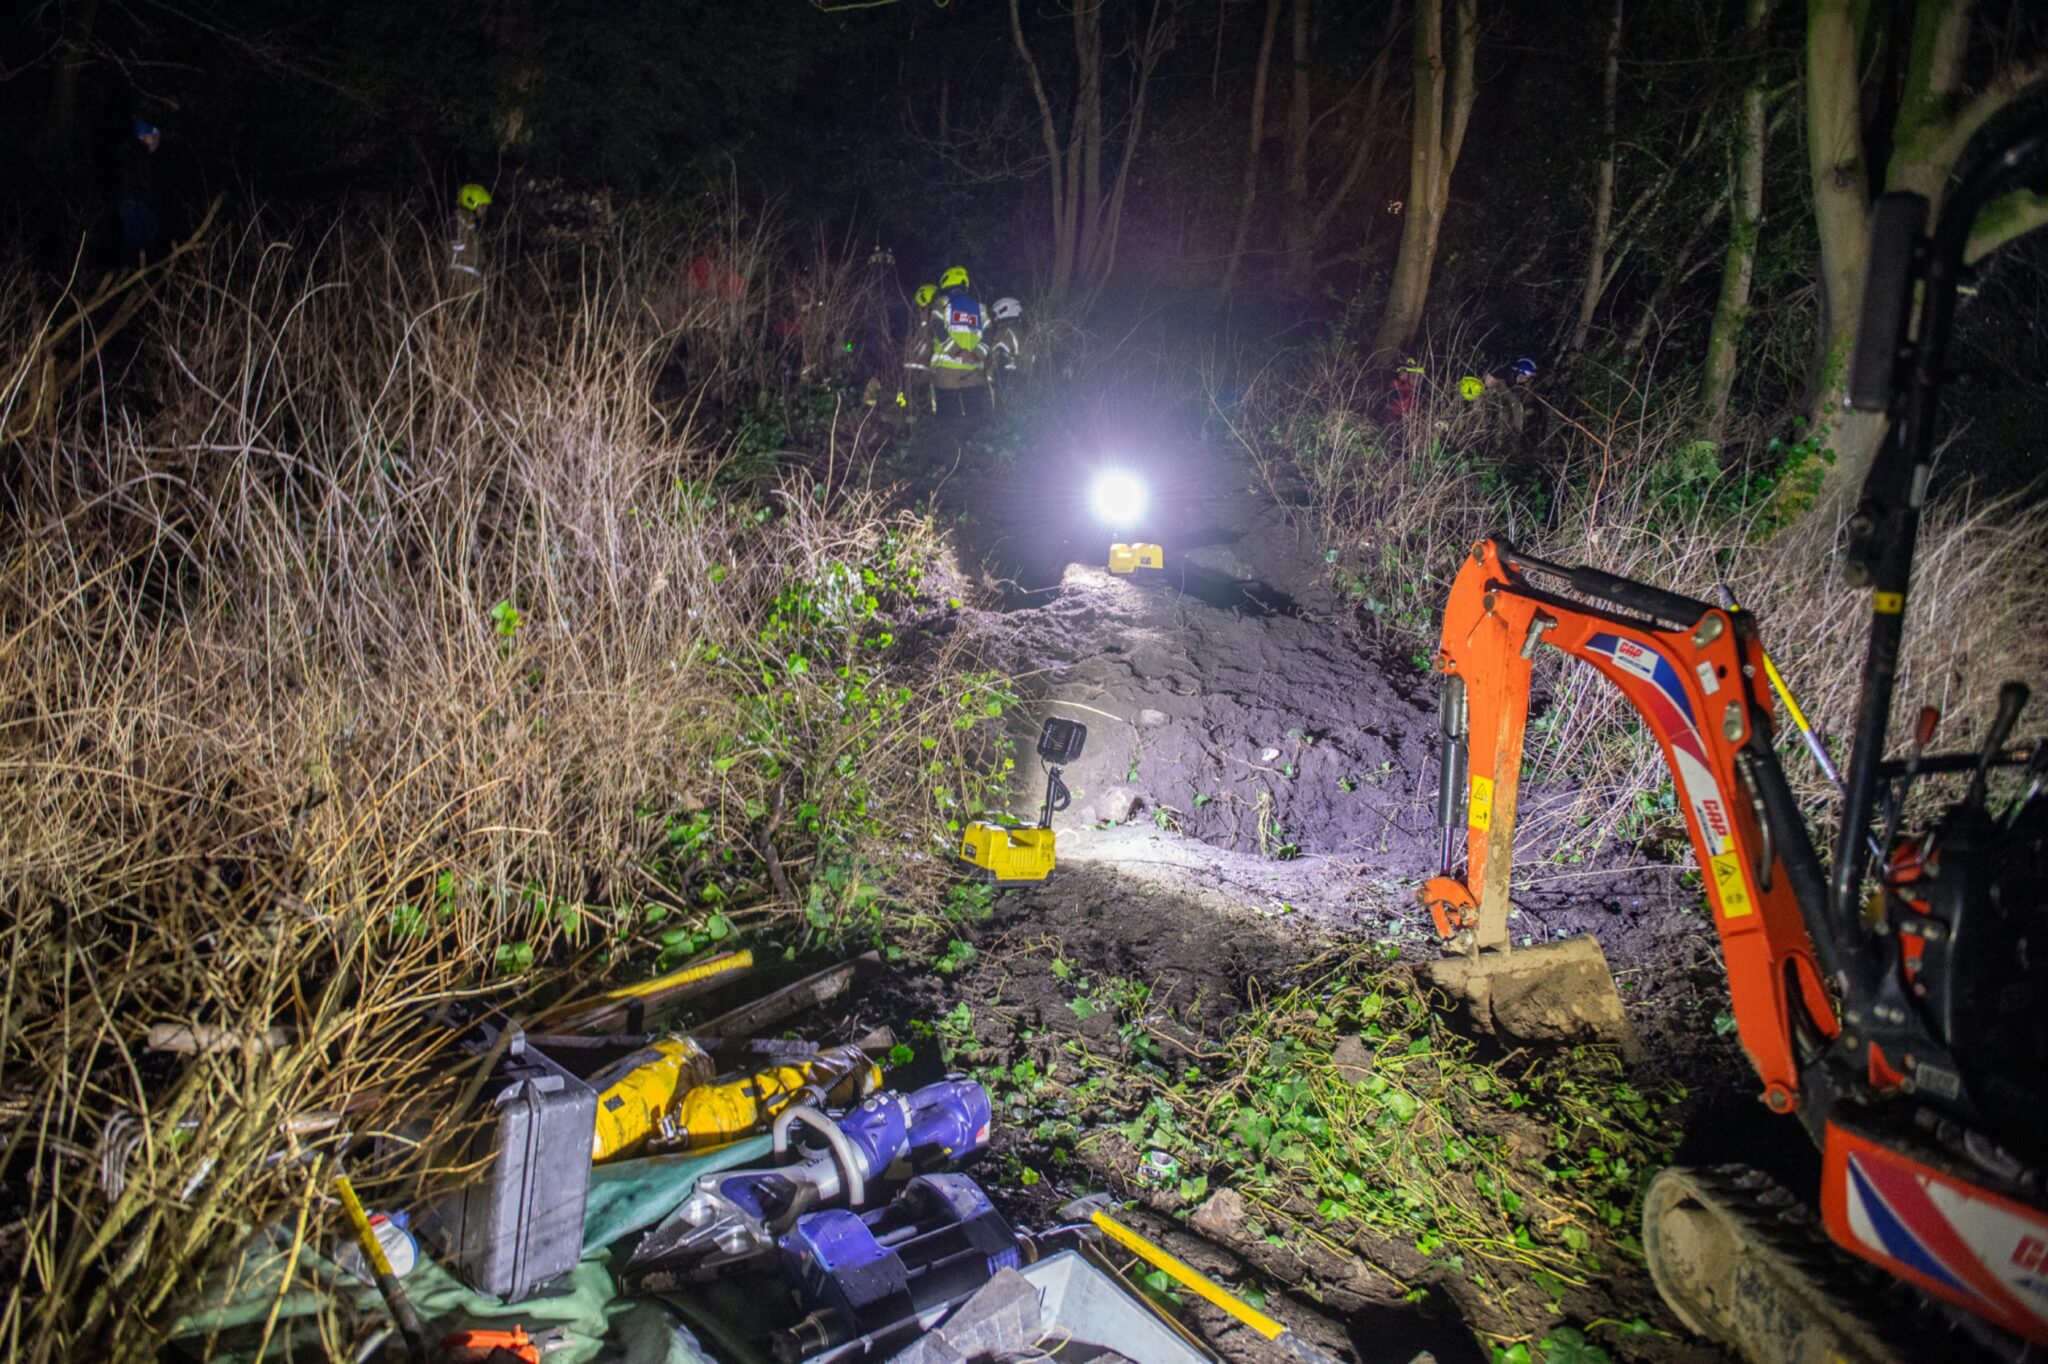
133, 119, 160, 141
1512, 356, 1537, 378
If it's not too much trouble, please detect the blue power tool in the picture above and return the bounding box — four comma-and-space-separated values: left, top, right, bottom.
772, 1174, 1022, 1363
627, 1079, 990, 1286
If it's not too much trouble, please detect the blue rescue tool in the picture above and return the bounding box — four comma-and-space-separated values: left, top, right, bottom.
626, 1079, 991, 1286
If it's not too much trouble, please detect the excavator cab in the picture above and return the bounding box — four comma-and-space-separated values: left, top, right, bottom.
1417, 108, 2048, 1361
1894, 783, 2048, 1163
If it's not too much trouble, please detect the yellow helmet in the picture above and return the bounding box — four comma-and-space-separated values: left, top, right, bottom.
1399, 356, 1424, 374
913, 284, 937, 309
1458, 375, 1485, 401
939, 266, 970, 291
458, 183, 493, 213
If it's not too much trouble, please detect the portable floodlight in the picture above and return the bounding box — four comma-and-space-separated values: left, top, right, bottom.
957, 717, 1089, 882
1037, 716, 1088, 765
1088, 471, 1146, 527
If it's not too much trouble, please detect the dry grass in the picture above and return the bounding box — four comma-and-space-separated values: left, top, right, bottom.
0, 207, 1005, 1359
1223, 329, 2048, 862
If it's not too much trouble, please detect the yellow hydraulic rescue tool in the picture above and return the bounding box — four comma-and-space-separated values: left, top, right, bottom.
957, 717, 1088, 882
590, 1039, 882, 1161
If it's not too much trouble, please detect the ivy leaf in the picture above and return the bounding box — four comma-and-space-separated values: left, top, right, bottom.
1535, 1328, 1611, 1364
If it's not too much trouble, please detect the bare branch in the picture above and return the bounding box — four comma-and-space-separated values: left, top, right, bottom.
1966, 188, 2048, 264
1932, 62, 2048, 177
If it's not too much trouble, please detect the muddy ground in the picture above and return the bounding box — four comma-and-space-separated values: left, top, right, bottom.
852, 391, 1793, 1362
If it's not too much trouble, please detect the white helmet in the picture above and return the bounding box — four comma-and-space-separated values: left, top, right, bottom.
990, 297, 1023, 322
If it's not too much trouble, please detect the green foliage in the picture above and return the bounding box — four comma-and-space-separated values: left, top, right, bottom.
943, 881, 996, 924
1536, 1327, 1613, 1364
1029, 951, 1679, 1299
656, 911, 733, 969
664, 519, 1018, 948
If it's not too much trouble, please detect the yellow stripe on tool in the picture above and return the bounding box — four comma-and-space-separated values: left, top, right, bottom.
597, 949, 753, 1003
1089, 1209, 1286, 1340
337, 1171, 429, 1361
335, 1174, 398, 1279
1759, 651, 1813, 736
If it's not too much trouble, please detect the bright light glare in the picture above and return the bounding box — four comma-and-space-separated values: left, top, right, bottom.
1089, 471, 1147, 526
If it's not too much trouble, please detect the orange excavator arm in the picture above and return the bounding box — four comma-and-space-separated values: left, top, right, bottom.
1419, 539, 1838, 1115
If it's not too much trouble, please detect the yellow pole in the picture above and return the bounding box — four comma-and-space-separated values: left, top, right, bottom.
595, 949, 753, 1003
335, 1173, 428, 1361
1088, 1210, 1285, 1339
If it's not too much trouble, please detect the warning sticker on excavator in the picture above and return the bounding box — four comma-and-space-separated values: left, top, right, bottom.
1708, 852, 1753, 918
1469, 776, 1494, 831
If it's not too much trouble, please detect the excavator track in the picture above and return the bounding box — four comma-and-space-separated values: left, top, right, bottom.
1642, 1163, 1931, 1364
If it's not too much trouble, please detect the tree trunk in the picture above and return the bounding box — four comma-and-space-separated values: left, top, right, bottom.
1283, 0, 1313, 280
43, 0, 103, 190
1083, 0, 1168, 299
1779, 0, 2012, 524
1009, 0, 1167, 311
1011, 0, 1076, 298
1703, 0, 1772, 444
1372, 0, 1478, 356
1222, 0, 1285, 294
1785, 0, 1879, 520
1073, 1, 1104, 272
1569, 0, 1624, 355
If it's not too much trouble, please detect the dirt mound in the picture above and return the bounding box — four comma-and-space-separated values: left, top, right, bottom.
978, 560, 1439, 864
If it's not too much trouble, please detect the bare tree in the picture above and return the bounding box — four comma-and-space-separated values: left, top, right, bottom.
1784, 1, 2047, 521
1222, 0, 1285, 294
1702, 0, 1772, 444
1372, 0, 1478, 356
1009, 0, 1174, 309
1283, 0, 1312, 277
1225, 0, 1397, 294
1568, 0, 1624, 356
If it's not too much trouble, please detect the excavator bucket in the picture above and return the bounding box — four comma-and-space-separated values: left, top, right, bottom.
1424, 936, 1642, 1061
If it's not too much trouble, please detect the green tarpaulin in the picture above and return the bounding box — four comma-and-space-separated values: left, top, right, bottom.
173, 1136, 773, 1363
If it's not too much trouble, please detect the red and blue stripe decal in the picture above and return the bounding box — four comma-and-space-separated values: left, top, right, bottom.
1583, 632, 1733, 860
1846, 1152, 2048, 1332
1585, 632, 1697, 730
1847, 1155, 1976, 1298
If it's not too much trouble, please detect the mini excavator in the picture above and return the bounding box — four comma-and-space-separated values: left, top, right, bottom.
1418, 116, 2048, 1361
